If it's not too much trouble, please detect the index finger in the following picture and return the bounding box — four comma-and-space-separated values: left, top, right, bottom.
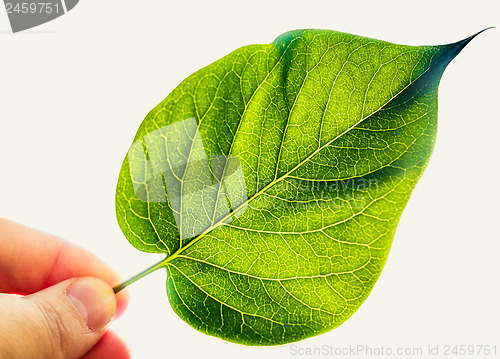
0, 218, 128, 313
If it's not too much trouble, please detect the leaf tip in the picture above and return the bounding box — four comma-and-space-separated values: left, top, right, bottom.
465, 26, 495, 42
438, 27, 492, 68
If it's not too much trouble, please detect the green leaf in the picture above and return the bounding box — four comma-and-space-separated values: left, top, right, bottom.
115, 29, 480, 345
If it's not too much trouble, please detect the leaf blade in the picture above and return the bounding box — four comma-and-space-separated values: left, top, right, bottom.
116, 29, 478, 344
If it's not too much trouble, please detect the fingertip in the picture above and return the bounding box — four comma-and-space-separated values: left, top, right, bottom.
66, 277, 117, 331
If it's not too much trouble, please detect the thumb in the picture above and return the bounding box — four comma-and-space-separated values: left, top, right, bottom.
0, 277, 116, 359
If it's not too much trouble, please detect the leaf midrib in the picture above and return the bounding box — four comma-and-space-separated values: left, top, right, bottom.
157, 41, 450, 267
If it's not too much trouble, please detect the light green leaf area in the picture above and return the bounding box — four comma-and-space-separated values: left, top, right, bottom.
116, 29, 475, 345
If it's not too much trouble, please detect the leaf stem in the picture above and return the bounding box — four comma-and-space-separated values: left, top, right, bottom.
113, 257, 168, 294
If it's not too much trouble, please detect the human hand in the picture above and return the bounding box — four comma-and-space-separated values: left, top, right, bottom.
0, 218, 129, 359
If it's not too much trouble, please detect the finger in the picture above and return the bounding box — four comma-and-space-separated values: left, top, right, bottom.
0, 277, 116, 359
0, 218, 128, 314
80, 331, 130, 359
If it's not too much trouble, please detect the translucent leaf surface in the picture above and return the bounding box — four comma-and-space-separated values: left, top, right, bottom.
116, 29, 478, 345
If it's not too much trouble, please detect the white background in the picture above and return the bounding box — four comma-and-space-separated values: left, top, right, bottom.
1, 1, 499, 358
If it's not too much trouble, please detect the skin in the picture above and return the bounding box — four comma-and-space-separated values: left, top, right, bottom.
0, 218, 130, 359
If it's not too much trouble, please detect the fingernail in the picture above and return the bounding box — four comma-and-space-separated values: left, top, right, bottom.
66, 278, 117, 330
